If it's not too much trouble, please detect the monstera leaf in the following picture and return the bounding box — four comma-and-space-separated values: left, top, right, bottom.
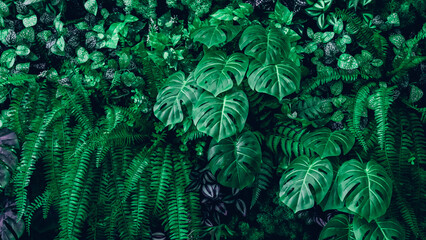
353, 216, 404, 240
193, 90, 249, 142
208, 131, 262, 189
303, 128, 355, 159
192, 24, 241, 48
154, 72, 198, 127
239, 25, 290, 65
194, 51, 249, 96
319, 214, 355, 240
279, 155, 333, 213
337, 160, 392, 222
247, 60, 301, 101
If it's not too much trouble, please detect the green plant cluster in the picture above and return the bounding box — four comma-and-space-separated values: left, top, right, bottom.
0, 0, 425, 239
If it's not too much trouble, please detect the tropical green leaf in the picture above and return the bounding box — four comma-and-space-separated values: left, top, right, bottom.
319, 214, 354, 240
192, 24, 241, 48
23, 15, 37, 28
194, 51, 248, 96
247, 60, 301, 101
208, 131, 262, 189
239, 25, 290, 65
76, 47, 89, 64
337, 160, 393, 222
193, 90, 249, 142
279, 155, 333, 213
84, 0, 98, 16
338, 53, 359, 70
1, 49, 16, 69
353, 216, 405, 240
154, 72, 198, 127
16, 45, 30, 56
302, 128, 355, 159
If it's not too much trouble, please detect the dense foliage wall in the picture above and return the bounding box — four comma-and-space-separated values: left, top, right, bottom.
0, 0, 425, 239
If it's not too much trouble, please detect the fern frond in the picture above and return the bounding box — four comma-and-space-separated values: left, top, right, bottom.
24, 189, 52, 234
151, 144, 174, 214
250, 151, 274, 209
350, 82, 375, 151
14, 106, 63, 218
369, 83, 395, 149
267, 124, 312, 158
0, 73, 38, 87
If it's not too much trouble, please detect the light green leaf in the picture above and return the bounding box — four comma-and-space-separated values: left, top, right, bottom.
76, 47, 89, 64
304, 42, 318, 54
303, 128, 355, 158
279, 155, 333, 212
16, 45, 30, 56
338, 53, 358, 70
154, 72, 198, 127
386, 13, 399, 26
193, 90, 249, 142
371, 59, 383, 67
353, 216, 404, 240
331, 110, 344, 122
23, 15, 37, 28
56, 36, 65, 52
1, 49, 16, 68
319, 214, 354, 240
317, 13, 328, 30
0, 1, 9, 16
208, 131, 262, 189
321, 32, 335, 43
247, 60, 300, 101
210, 7, 234, 21
239, 25, 290, 65
273, 1, 293, 25
337, 160, 393, 222
194, 51, 248, 96
84, 0, 98, 16
192, 24, 241, 48
389, 34, 405, 48
409, 85, 423, 103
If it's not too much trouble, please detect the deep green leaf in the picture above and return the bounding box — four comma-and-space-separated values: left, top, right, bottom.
247, 59, 301, 101
353, 216, 404, 240
194, 51, 248, 96
338, 53, 358, 70
279, 155, 333, 212
154, 72, 198, 126
337, 160, 392, 222
303, 128, 355, 158
239, 25, 290, 65
208, 131, 262, 189
193, 90, 249, 142
319, 214, 354, 240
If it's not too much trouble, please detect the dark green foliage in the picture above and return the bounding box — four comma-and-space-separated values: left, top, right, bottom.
0, 0, 424, 240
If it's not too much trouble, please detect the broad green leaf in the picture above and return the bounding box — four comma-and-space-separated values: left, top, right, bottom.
208, 131, 262, 189
409, 85, 423, 103
76, 47, 89, 64
386, 13, 399, 26
330, 81, 343, 95
273, 2, 293, 25
23, 15, 37, 28
154, 72, 198, 127
338, 53, 358, 70
279, 155, 333, 212
331, 110, 344, 122
317, 13, 328, 30
0, 1, 9, 16
319, 214, 354, 240
303, 128, 355, 158
210, 7, 234, 21
193, 90, 249, 142
16, 45, 30, 56
389, 34, 405, 48
192, 24, 241, 48
321, 32, 335, 43
371, 59, 383, 67
247, 60, 301, 101
239, 25, 290, 65
337, 160, 392, 222
353, 216, 404, 240
56, 36, 65, 52
84, 0, 98, 16
1, 49, 16, 69
194, 51, 248, 96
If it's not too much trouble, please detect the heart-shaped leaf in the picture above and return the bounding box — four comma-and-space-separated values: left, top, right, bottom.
193, 90, 249, 142
279, 155, 333, 213
194, 51, 249, 96
353, 215, 404, 240
192, 24, 241, 48
154, 72, 198, 127
247, 60, 300, 101
208, 131, 261, 189
337, 160, 392, 222
338, 53, 358, 70
239, 25, 290, 65
303, 128, 355, 159
319, 214, 354, 240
